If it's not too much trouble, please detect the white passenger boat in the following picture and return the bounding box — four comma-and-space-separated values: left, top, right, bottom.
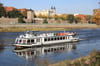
13, 31, 79, 48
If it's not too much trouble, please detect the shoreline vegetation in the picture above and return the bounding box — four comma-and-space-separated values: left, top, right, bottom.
49, 50, 100, 66
0, 23, 100, 32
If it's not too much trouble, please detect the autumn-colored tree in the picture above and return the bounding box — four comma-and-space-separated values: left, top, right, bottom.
85, 15, 92, 21
37, 14, 48, 19
75, 17, 81, 23
52, 14, 59, 20
43, 19, 48, 24
52, 14, 67, 20
22, 11, 27, 18
92, 12, 100, 25
58, 14, 67, 20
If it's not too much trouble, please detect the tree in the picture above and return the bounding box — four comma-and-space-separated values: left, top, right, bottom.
53, 14, 59, 20
0, 3, 6, 17
75, 17, 81, 23
92, 12, 100, 25
43, 19, 48, 24
7, 10, 23, 18
22, 11, 27, 18
18, 16, 25, 23
66, 14, 74, 23
85, 15, 92, 21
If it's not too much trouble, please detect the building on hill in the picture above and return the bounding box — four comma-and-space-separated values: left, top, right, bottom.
4, 7, 27, 13
74, 14, 86, 22
35, 6, 56, 17
4, 7, 17, 12
18, 9, 27, 13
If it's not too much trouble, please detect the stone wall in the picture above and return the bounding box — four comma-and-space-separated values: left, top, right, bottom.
0, 17, 34, 23
0, 17, 18, 24
0, 17, 68, 24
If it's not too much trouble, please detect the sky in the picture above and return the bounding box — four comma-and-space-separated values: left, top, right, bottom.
0, 0, 100, 15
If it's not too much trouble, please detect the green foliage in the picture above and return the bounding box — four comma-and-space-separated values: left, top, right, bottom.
66, 14, 74, 23
7, 10, 23, 18
43, 19, 48, 24
0, 3, 6, 17
85, 15, 92, 21
18, 16, 25, 23
75, 17, 81, 23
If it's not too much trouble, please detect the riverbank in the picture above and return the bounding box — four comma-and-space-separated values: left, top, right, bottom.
49, 50, 100, 66
0, 23, 99, 32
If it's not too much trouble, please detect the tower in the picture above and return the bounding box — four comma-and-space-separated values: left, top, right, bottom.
27, 9, 34, 19
27, 9, 34, 22
49, 6, 56, 17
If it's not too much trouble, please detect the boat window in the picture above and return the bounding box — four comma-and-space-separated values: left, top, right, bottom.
48, 38, 50, 41
44, 38, 47, 41
51, 38, 53, 41
31, 51, 34, 55
31, 39, 34, 43
19, 52, 22, 55
23, 40, 26, 44
48, 49, 50, 52
54, 37, 56, 40
62, 47, 65, 50
54, 48, 57, 51
60, 47, 63, 50
57, 37, 60, 40
63, 37, 65, 39
44, 49, 48, 52
27, 39, 30, 43
19, 40, 22, 43
60, 37, 62, 40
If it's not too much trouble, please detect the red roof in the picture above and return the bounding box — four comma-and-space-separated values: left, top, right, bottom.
75, 14, 86, 21
18, 9, 27, 13
4, 7, 27, 13
4, 7, 17, 12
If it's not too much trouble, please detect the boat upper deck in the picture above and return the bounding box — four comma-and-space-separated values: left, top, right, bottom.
17, 31, 77, 39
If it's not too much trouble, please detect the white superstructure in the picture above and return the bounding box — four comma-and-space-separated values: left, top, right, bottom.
13, 31, 79, 48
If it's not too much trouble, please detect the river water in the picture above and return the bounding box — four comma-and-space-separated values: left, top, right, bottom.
0, 29, 100, 66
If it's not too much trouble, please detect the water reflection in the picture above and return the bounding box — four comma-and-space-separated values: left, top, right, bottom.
14, 43, 77, 60
0, 41, 5, 54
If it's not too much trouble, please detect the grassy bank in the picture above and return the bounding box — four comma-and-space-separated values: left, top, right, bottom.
0, 24, 99, 32
49, 50, 100, 66
0, 27, 70, 32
